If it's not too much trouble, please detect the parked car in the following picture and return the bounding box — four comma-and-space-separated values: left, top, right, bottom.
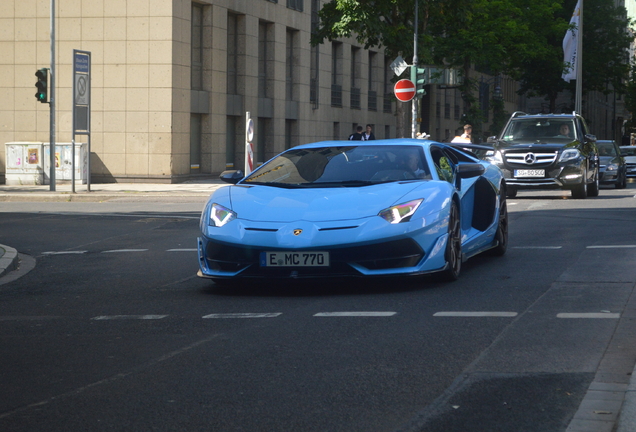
486, 112, 599, 199
597, 140, 627, 188
620, 146, 636, 178
197, 139, 507, 284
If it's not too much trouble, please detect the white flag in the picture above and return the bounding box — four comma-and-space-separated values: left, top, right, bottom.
562, 0, 581, 82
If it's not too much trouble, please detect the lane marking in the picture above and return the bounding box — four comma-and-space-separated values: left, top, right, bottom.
42, 251, 88, 255
314, 312, 397, 317
202, 313, 282, 319
167, 248, 197, 252
433, 312, 518, 317
586, 245, 636, 249
0, 316, 62, 321
101, 249, 148, 253
512, 246, 562, 249
557, 313, 620, 319
91, 315, 168, 320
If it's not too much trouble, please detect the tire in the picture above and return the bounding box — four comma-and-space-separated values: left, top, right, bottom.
571, 169, 588, 199
506, 187, 517, 198
587, 169, 599, 197
488, 193, 508, 256
439, 201, 462, 281
615, 172, 627, 189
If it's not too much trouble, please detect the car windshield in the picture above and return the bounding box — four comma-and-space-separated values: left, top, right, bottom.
597, 142, 617, 157
242, 145, 432, 187
501, 118, 576, 144
621, 147, 636, 157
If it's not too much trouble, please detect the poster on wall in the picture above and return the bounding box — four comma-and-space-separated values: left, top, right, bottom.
28, 148, 39, 165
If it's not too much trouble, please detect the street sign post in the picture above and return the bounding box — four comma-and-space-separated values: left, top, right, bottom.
394, 79, 416, 102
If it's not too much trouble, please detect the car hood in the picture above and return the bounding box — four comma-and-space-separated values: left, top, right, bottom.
227, 182, 439, 222
599, 156, 619, 165
494, 141, 571, 153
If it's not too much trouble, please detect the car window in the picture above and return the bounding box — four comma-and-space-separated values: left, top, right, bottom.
243, 145, 431, 187
502, 118, 576, 143
597, 142, 617, 157
431, 147, 455, 182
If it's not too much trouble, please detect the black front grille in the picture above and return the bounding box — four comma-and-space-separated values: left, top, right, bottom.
204, 238, 424, 277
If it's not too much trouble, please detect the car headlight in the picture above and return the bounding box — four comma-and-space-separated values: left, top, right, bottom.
484, 150, 503, 164
378, 199, 423, 224
606, 163, 618, 171
209, 203, 237, 227
559, 148, 581, 162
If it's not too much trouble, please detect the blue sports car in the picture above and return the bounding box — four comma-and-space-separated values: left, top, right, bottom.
197, 139, 508, 282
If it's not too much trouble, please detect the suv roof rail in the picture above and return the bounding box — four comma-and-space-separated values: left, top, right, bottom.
511, 111, 528, 118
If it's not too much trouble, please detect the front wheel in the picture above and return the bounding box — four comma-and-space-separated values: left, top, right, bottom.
488, 193, 508, 256
571, 169, 588, 199
587, 169, 599, 197
439, 202, 461, 281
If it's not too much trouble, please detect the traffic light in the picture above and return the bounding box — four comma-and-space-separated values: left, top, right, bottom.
35, 68, 48, 103
410, 65, 427, 97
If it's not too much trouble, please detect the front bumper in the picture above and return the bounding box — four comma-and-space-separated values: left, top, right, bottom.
197, 215, 451, 280
498, 165, 585, 190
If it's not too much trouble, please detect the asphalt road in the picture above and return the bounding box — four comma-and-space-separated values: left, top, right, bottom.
1, 184, 636, 431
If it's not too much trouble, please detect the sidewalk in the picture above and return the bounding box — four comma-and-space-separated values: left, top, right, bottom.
0, 179, 227, 202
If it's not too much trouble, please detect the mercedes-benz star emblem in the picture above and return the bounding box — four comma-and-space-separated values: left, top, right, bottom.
293, 229, 302, 236
524, 153, 536, 164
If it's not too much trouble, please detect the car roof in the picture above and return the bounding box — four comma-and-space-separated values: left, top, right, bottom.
510, 111, 579, 120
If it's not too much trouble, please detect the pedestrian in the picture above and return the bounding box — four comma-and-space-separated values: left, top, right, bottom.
461, 124, 472, 142
348, 125, 364, 140
363, 124, 376, 141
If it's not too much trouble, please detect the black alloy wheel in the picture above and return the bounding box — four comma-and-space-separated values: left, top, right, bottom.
488, 193, 508, 256
571, 168, 588, 199
587, 168, 600, 197
440, 201, 461, 281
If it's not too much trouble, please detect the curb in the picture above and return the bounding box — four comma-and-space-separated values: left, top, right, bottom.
616, 363, 636, 432
0, 244, 19, 278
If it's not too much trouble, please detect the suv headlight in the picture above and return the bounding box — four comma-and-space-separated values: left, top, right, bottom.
378, 199, 423, 224
559, 148, 581, 163
209, 203, 237, 227
484, 150, 503, 164
605, 163, 618, 171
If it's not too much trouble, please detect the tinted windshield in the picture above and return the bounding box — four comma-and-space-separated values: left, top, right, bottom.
597, 141, 617, 157
621, 147, 636, 157
501, 118, 576, 144
243, 145, 432, 187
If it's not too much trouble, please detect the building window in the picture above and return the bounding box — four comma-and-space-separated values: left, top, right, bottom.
368, 51, 376, 111
351, 47, 360, 109
227, 13, 238, 95
191, 3, 203, 90
333, 122, 340, 140
258, 21, 273, 99
331, 42, 342, 107
287, 0, 303, 11
444, 103, 450, 119
286, 29, 298, 101
310, 0, 320, 108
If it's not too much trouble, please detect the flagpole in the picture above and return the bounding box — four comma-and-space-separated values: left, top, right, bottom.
575, 0, 583, 114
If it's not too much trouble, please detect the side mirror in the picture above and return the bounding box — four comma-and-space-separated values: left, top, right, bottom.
585, 134, 597, 143
220, 170, 245, 184
457, 163, 486, 179
487, 136, 497, 144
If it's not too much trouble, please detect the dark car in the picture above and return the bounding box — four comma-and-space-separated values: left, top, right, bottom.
597, 140, 627, 188
486, 112, 599, 199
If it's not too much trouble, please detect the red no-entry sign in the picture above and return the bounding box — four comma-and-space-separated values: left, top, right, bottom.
394, 79, 416, 102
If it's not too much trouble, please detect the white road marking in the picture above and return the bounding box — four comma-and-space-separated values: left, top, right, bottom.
314, 312, 397, 317
167, 248, 197, 252
557, 313, 620, 319
586, 245, 636, 249
42, 251, 88, 255
433, 312, 518, 317
91, 315, 168, 320
101, 249, 148, 253
202, 313, 282, 319
512, 246, 562, 249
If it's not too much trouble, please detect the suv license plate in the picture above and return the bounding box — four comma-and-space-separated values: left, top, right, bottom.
514, 169, 545, 178
261, 252, 330, 267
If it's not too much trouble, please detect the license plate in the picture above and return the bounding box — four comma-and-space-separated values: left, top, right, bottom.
261, 251, 330, 267
514, 169, 545, 178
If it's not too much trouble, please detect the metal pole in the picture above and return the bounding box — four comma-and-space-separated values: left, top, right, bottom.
411, 0, 418, 139
575, 0, 583, 114
49, 0, 56, 191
